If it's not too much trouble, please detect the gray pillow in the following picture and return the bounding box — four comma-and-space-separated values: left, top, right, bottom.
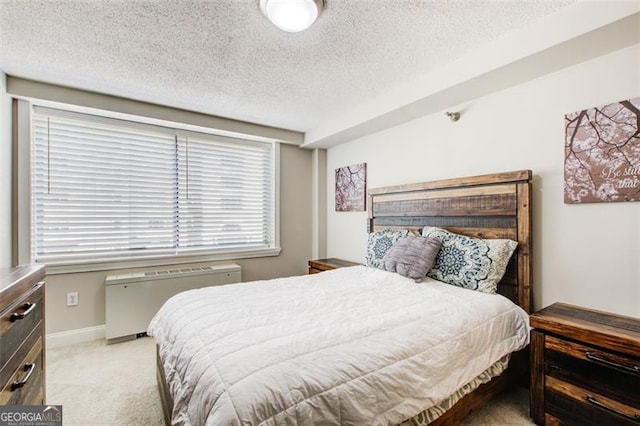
382, 236, 443, 282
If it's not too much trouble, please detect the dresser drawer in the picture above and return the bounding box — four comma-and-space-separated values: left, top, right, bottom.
0, 283, 44, 369
545, 335, 640, 409
0, 265, 46, 405
545, 375, 640, 426
0, 337, 44, 405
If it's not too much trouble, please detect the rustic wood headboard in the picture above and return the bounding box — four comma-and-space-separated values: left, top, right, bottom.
367, 170, 532, 313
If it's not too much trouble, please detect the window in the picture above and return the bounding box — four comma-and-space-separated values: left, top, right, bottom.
32, 107, 277, 266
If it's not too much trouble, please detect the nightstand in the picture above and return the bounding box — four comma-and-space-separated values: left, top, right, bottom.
530, 302, 640, 425
308, 258, 360, 274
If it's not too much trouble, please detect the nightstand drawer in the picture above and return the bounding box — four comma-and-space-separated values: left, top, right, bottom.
546, 335, 640, 375
545, 376, 640, 426
308, 258, 360, 274
545, 335, 640, 408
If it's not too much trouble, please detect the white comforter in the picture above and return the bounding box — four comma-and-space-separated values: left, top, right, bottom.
148, 266, 529, 426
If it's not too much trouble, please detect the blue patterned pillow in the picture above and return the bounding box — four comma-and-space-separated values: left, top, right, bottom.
365, 229, 412, 268
421, 226, 517, 294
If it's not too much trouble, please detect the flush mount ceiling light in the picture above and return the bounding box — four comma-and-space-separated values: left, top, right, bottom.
260, 0, 324, 33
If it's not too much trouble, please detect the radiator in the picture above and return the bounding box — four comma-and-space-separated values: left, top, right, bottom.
105, 263, 241, 342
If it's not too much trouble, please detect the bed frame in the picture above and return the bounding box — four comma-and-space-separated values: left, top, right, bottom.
156, 169, 533, 425
368, 169, 532, 313
368, 169, 532, 425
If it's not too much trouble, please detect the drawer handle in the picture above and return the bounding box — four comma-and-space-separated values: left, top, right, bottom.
11, 363, 35, 391
9, 302, 37, 322
586, 396, 640, 421
586, 351, 640, 375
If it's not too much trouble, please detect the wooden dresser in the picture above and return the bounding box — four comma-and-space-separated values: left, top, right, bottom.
530, 302, 640, 425
308, 258, 360, 274
0, 265, 46, 405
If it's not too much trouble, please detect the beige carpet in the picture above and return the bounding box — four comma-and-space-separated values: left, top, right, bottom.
47, 337, 534, 425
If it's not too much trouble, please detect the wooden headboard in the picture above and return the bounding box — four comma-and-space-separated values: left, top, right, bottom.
367, 170, 532, 313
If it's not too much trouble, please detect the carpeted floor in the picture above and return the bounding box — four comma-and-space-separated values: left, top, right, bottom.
47, 337, 534, 425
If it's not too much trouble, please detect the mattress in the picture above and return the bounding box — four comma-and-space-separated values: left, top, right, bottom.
148, 265, 529, 425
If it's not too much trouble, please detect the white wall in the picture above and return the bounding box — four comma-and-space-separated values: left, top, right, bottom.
326, 44, 640, 317
0, 72, 11, 268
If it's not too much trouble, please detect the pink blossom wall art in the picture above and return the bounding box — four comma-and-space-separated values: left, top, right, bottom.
564, 97, 640, 204
335, 163, 366, 211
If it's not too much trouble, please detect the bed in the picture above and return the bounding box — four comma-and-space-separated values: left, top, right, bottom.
149, 169, 533, 425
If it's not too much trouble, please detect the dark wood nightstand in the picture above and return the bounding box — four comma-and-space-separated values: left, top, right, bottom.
308, 258, 360, 274
530, 302, 640, 425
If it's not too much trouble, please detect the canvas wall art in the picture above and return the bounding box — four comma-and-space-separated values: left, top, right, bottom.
564, 96, 640, 204
335, 163, 366, 211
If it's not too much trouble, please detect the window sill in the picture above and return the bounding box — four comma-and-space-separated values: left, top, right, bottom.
40, 247, 282, 275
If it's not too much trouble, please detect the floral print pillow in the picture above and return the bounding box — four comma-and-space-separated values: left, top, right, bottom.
365, 229, 412, 268
421, 226, 517, 294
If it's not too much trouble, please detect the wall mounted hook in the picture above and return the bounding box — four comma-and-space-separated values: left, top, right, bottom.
445, 112, 460, 122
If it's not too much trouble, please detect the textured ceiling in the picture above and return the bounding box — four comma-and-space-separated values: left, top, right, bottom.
0, 0, 575, 134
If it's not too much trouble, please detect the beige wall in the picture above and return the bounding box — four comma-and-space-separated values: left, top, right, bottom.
2, 79, 311, 334
46, 143, 312, 334
326, 44, 640, 317
0, 78, 313, 334
0, 72, 11, 268
8, 77, 304, 145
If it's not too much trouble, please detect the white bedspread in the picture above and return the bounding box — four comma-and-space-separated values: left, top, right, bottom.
148, 266, 529, 426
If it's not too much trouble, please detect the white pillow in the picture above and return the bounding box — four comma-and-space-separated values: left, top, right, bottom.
422, 226, 517, 294
365, 229, 412, 268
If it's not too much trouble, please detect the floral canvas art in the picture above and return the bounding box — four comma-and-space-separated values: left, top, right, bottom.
335, 163, 366, 211
564, 96, 640, 204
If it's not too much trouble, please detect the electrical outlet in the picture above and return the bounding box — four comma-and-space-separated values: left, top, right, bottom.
66, 292, 78, 306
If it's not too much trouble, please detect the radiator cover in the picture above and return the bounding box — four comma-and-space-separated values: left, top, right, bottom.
105, 263, 241, 342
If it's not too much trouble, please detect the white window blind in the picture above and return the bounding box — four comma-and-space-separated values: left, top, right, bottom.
177, 135, 273, 251
32, 107, 275, 264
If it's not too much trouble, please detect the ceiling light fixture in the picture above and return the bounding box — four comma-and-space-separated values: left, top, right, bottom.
260, 0, 324, 33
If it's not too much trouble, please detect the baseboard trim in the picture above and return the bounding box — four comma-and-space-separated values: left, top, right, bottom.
46, 325, 105, 348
